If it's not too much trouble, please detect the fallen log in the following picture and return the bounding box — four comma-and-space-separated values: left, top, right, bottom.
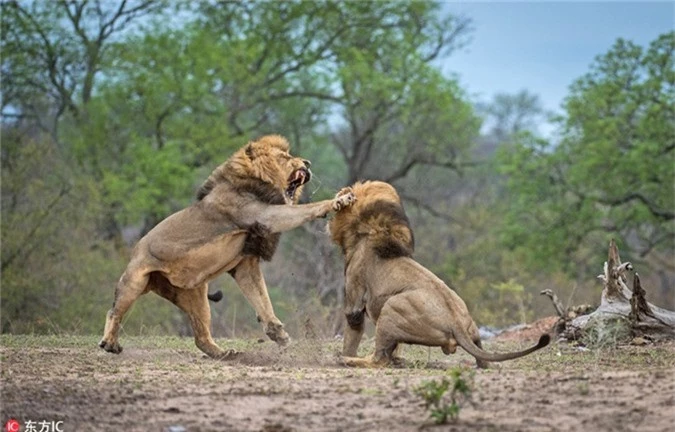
542, 239, 675, 344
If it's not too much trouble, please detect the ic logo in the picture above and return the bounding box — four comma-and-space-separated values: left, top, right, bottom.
4, 419, 19, 432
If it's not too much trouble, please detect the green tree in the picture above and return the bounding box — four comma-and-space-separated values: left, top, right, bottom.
2, 0, 165, 131
192, 0, 479, 186
1, 0, 497, 335
499, 33, 674, 295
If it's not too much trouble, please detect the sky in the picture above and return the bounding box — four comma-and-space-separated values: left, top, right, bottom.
439, 1, 674, 133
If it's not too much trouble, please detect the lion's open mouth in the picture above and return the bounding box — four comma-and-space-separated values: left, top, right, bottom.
286, 167, 311, 199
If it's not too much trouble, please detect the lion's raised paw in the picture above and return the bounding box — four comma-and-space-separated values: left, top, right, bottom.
333, 188, 356, 211
336, 186, 354, 198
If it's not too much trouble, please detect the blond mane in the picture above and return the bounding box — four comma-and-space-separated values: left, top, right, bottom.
197, 135, 300, 201
329, 181, 414, 261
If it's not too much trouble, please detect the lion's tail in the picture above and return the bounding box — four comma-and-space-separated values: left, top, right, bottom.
207, 290, 223, 302
455, 330, 550, 363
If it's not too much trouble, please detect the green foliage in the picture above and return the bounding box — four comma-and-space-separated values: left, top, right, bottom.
490, 279, 534, 325
1, 131, 108, 333
498, 33, 675, 271
414, 367, 475, 424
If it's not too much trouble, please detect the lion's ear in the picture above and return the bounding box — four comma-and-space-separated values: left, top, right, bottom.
245, 144, 255, 159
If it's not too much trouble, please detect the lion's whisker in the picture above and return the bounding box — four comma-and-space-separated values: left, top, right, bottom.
309, 173, 324, 197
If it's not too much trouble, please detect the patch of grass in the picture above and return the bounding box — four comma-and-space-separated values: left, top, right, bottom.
414, 366, 475, 424
491, 338, 675, 373
0, 334, 260, 352
360, 387, 382, 396
0, 334, 100, 348
581, 316, 632, 349
2, 334, 673, 374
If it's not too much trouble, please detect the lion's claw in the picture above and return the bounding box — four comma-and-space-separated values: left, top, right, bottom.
336, 186, 354, 198
333, 188, 356, 211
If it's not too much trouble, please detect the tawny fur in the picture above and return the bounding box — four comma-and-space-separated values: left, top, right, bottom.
328, 181, 549, 368
100, 135, 355, 358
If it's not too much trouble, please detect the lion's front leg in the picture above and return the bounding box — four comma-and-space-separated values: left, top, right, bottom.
341, 354, 389, 368
342, 270, 367, 356
230, 257, 290, 346
343, 311, 365, 357
254, 189, 355, 233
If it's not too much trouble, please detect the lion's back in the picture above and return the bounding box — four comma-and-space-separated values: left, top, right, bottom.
143, 205, 243, 262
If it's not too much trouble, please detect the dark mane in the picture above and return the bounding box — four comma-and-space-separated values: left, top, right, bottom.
197, 173, 285, 261
242, 222, 281, 261
351, 200, 415, 259
231, 177, 286, 205
197, 175, 285, 205
196, 178, 216, 201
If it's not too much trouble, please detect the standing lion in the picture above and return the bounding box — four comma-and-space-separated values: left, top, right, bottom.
99, 135, 355, 358
328, 181, 549, 368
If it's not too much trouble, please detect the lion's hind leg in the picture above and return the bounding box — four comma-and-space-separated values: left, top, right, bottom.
341, 318, 403, 369
152, 277, 235, 359
365, 292, 451, 368
100, 266, 150, 354
340, 340, 401, 368
441, 339, 458, 355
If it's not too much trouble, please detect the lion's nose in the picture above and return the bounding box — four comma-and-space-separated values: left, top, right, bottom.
303, 159, 311, 168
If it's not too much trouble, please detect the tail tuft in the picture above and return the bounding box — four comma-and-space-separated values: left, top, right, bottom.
207, 290, 223, 302
537, 333, 551, 348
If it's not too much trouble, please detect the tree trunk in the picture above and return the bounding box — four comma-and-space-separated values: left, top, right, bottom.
543, 240, 675, 342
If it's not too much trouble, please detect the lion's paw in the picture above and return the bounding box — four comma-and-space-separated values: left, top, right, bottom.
336, 186, 353, 198
265, 322, 291, 347
333, 188, 356, 211
99, 339, 123, 354
216, 349, 240, 360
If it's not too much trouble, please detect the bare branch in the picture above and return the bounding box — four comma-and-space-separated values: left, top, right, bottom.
260, 91, 344, 105
383, 158, 419, 183
540, 289, 567, 318
597, 192, 674, 221
398, 191, 463, 225
63, 0, 89, 43
1, 183, 72, 272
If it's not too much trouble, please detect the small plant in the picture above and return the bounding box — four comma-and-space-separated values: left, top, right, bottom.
413, 367, 475, 424
581, 316, 631, 349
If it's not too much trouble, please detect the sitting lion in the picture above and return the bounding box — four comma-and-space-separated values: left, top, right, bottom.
99, 135, 355, 358
328, 181, 549, 368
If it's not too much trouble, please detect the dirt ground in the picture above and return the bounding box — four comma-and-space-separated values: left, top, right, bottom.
2, 325, 674, 432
